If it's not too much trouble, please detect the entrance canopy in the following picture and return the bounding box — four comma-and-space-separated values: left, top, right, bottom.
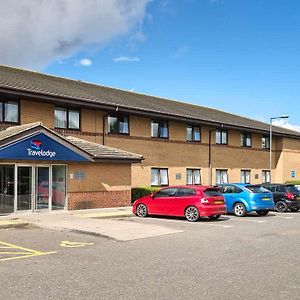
0, 122, 143, 163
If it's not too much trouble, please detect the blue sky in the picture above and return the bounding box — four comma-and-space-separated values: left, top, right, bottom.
1, 0, 299, 130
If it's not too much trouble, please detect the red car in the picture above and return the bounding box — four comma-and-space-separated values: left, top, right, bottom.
133, 185, 226, 222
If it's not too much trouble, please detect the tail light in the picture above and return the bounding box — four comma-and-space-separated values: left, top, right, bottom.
286, 193, 295, 200
200, 198, 209, 204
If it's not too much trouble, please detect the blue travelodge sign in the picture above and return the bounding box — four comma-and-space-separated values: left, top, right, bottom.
0, 133, 90, 161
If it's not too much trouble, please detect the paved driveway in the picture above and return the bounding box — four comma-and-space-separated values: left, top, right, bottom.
0, 211, 299, 299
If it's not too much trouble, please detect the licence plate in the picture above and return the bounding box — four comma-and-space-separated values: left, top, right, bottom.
262, 198, 270, 201
214, 201, 223, 205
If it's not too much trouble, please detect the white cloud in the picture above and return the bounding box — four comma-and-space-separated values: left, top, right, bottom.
78, 58, 93, 67
272, 119, 300, 132
0, 0, 150, 69
113, 56, 140, 62
172, 45, 189, 59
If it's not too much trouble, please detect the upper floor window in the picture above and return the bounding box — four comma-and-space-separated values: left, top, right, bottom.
262, 136, 270, 149
55, 107, 80, 129
216, 169, 228, 184
151, 168, 169, 186
216, 129, 227, 145
241, 170, 251, 184
108, 115, 129, 134
187, 125, 201, 142
241, 133, 252, 147
186, 169, 201, 185
151, 120, 168, 139
0, 100, 19, 123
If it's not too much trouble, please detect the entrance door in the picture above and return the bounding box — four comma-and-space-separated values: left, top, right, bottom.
35, 166, 50, 210
17, 166, 32, 211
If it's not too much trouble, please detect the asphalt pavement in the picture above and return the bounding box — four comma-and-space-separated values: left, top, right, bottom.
0, 211, 299, 300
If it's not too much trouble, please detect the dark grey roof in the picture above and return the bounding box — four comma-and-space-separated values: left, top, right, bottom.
0, 65, 299, 138
65, 136, 143, 161
0, 122, 143, 162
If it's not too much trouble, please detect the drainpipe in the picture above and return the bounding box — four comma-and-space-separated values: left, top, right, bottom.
102, 113, 109, 145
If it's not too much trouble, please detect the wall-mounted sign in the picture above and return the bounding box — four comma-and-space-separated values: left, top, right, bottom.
0, 133, 89, 162
291, 171, 296, 178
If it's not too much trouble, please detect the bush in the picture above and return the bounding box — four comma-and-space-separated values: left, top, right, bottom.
131, 187, 159, 203
285, 180, 300, 185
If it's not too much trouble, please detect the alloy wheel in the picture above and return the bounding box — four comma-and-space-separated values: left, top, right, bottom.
185, 206, 199, 222
234, 203, 246, 217
136, 204, 148, 218
276, 201, 288, 212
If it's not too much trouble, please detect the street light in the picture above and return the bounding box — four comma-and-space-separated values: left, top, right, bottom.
269, 115, 289, 182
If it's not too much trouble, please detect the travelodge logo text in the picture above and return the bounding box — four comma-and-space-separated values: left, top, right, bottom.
27, 140, 56, 158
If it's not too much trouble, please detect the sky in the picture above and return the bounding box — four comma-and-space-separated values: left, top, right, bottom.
0, 0, 299, 131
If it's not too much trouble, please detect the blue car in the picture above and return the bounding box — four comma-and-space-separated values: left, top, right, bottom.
218, 183, 275, 217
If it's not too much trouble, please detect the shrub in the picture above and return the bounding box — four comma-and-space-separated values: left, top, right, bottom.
131, 187, 159, 203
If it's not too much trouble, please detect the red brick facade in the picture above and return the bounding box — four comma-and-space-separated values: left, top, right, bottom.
67, 190, 131, 210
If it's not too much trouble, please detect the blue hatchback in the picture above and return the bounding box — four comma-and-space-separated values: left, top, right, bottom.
218, 183, 275, 217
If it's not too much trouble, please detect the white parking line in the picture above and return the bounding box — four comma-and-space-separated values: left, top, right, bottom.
206, 224, 234, 228
276, 216, 294, 219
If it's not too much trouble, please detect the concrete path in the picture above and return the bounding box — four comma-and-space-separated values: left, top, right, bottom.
2, 209, 183, 241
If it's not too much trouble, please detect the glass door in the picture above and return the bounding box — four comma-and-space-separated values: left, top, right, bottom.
0, 165, 15, 214
35, 166, 50, 210
17, 166, 32, 211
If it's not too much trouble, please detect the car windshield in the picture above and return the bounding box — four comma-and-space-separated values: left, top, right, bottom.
245, 185, 270, 193
204, 189, 222, 197
285, 185, 299, 194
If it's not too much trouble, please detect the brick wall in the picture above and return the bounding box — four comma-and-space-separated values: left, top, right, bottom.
67, 190, 131, 210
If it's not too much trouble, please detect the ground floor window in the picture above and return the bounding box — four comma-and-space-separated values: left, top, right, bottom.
186, 169, 201, 185
216, 169, 228, 184
241, 170, 251, 184
262, 170, 271, 183
151, 168, 169, 186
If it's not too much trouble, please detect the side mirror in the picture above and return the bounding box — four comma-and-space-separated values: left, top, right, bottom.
151, 193, 156, 199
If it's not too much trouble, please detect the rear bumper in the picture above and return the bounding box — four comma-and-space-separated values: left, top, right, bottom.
249, 202, 275, 211
199, 205, 227, 217
286, 200, 300, 209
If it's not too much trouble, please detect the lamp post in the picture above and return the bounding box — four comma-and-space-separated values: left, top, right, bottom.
269, 115, 289, 182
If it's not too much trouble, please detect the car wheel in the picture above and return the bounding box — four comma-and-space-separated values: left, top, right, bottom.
136, 204, 148, 218
233, 203, 247, 217
289, 207, 300, 212
185, 206, 199, 222
256, 210, 269, 216
208, 215, 221, 220
275, 201, 288, 212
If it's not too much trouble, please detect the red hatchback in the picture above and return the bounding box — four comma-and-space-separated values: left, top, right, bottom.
133, 186, 226, 222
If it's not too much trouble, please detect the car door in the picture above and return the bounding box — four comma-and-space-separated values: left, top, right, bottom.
173, 188, 197, 216
148, 188, 178, 215
222, 185, 238, 212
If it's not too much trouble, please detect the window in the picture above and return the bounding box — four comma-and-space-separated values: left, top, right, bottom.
187, 125, 201, 142
222, 185, 243, 194
0, 100, 19, 123
151, 168, 169, 186
108, 115, 129, 134
55, 107, 80, 129
262, 170, 271, 183
176, 188, 196, 196
216, 170, 228, 184
262, 136, 270, 149
216, 129, 228, 145
155, 188, 177, 197
204, 188, 222, 197
241, 133, 252, 147
241, 170, 251, 184
186, 169, 201, 185
151, 120, 168, 138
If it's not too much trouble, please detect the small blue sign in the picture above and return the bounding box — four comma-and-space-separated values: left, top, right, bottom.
291, 171, 296, 178
0, 133, 90, 162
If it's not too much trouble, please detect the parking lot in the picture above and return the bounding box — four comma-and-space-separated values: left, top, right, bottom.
0, 212, 299, 300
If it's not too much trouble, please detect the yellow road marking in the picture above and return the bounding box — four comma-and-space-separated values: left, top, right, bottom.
0, 241, 56, 262
60, 240, 94, 248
